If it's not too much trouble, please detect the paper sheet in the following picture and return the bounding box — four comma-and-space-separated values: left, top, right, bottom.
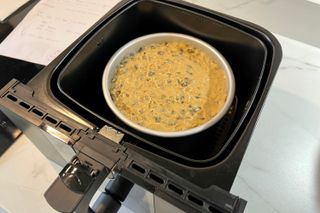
0, 0, 120, 65
0, 0, 29, 21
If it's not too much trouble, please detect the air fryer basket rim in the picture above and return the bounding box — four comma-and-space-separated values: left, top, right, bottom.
50, 0, 277, 166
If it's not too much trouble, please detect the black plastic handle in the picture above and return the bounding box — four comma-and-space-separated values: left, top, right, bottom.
45, 158, 108, 213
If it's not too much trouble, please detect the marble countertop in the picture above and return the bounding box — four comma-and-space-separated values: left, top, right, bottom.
230, 34, 320, 213
1, 1, 320, 213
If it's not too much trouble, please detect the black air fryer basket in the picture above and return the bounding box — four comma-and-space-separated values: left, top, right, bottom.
0, 0, 282, 212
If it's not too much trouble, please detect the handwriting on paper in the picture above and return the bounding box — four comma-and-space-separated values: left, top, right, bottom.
0, 0, 120, 65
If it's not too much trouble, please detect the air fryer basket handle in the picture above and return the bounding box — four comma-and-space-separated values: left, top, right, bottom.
44, 157, 109, 213
45, 156, 134, 213
91, 175, 134, 213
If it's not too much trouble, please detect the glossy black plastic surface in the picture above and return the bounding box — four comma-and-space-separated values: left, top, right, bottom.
55, 0, 269, 165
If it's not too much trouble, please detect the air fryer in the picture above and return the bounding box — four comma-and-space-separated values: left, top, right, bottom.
0, 0, 282, 212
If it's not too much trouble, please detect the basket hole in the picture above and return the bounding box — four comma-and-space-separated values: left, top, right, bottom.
168, 184, 183, 196
19, 101, 30, 109
208, 206, 215, 212
149, 173, 164, 184
7, 94, 17, 102
131, 163, 145, 174
59, 123, 72, 133
32, 108, 44, 117
85, 161, 93, 167
45, 116, 58, 125
187, 194, 203, 207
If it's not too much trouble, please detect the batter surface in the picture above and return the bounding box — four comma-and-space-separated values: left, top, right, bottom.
110, 41, 228, 132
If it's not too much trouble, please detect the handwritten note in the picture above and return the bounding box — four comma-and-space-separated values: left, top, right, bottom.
0, 0, 29, 21
0, 0, 120, 65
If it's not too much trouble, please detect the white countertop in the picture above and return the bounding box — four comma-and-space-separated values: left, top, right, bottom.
231, 34, 320, 213
1, 1, 320, 213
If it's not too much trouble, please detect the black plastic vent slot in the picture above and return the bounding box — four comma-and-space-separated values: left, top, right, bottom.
84, 160, 93, 167
168, 183, 183, 196
45, 116, 58, 125
131, 163, 146, 174
6, 94, 17, 102
32, 108, 44, 117
148, 173, 164, 185
208, 205, 217, 213
59, 123, 72, 133
187, 194, 204, 207
19, 101, 30, 109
